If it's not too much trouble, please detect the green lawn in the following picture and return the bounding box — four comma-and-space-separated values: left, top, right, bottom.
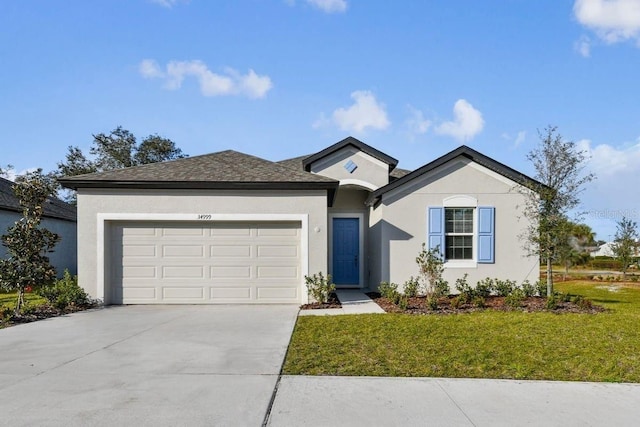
0, 292, 46, 311
283, 281, 640, 382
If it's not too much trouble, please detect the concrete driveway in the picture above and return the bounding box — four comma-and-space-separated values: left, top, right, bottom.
0, 305, 298, 426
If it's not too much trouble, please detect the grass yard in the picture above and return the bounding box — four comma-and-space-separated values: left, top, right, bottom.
0, 291, 46, 311
283, 281, 640, 382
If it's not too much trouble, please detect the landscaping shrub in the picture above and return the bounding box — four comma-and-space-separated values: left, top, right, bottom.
379, 282, 399, 300
304, 272, 335, 304
535, 280, 547, 297
426, 295, 439, 311
403, 277, 420, 298
415, 243, 446, 298
475, 277, 494, 298
397, 295, 409, 310
520, 280, 536, 297
545, 294, 559, 310
450, 295, 463, 309
37, 270, 91, 311
434, 279, 450, 297
505, 288, 525, 309
494, 279, 515, 297
589, 258, 623, 270
455, 274, 473, 302
472, 296, 486, 308
573, 295, 593, 310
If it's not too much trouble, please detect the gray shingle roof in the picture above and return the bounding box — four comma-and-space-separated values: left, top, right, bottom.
59, 150, 338, 190
0, 177, 76, 222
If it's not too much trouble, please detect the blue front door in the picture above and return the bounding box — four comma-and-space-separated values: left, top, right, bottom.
332, 217, 359, 285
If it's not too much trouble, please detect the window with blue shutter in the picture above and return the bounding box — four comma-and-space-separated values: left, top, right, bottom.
477, 206, 495, 263
428, 207, 444, 258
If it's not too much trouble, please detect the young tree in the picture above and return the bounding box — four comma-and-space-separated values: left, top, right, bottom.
54, 127, 187, 203
556, 220, 596, 280
0, 170, 60, 315
520, 126, 595, 296
612, 217, 639, 279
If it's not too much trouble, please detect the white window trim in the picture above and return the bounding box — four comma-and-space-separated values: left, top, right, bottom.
328, 213, 365, 288
96, 213, 310, 304
442, 196, 478, 269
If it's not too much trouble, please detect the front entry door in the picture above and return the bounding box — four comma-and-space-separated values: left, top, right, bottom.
332, 217, 359, 286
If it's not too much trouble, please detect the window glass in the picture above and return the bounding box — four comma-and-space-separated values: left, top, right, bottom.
444, 208, 474, 260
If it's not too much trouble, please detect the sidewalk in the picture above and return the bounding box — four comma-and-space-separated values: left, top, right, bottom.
267, 376, 640, 426
298, 289, 385, 316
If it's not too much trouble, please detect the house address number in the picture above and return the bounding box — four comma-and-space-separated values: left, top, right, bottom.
197, 214, 212, 220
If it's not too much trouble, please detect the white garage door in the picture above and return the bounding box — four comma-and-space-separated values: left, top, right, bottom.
109, 221, 302, 304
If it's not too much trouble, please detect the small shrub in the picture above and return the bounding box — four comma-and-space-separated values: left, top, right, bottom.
560, 292, 572, 303
545, 294, 559, 310
505, 288, 525, 309
573, 295, 593, 310
450, 295, 463, 309
379, 282, 399, 300
304, 272, 335, 304
426, 295, 439, 311
397, 295, 409, 311
37, 270, 91, 311
475, 277, 494, 298
455, 274, 473, 302
494, 279, 515, 297
631, 275, 639, 282
403, 277, 420, 298
434, 279, 450, 297
472, 296, 486, 308
521, 280, 536, 297
535, 280, 547, 297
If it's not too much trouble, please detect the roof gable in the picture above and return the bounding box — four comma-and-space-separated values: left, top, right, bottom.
59, 150, 338, 189
302, 136, 398, 172
365, 145, 542, 206
0, 177, 76, 222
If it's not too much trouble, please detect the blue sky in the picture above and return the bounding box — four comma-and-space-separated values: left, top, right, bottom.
1, 0, 640, 240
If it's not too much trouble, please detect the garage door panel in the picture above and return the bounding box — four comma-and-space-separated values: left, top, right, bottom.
123, 245, 156, 257
162, 287, 204, 299
210, 287, 251, 299
210, 266, 252, 278
257, 266, 299, 279
122, 287, 156, 300
162, 245, 204, 257
123, 266, 156, 278
257, 245, 298, 258
111, 221, 302, 304
210, 245, 252, 257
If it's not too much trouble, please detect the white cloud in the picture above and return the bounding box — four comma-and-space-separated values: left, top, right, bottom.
306, 0, 347, 13
317, 90, 390, 133
575, 137, 640, 239
404, 106, 431, 139
575, 35, 592, 57
139, 59, 273, 99
514, 131, 526, 147
0, 167, 37, 182
574, 0, 640, 45
435, 99, 484, 142
149, 0, 188, 8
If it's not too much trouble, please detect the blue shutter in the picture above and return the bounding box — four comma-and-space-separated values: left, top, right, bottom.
428, 207, 444, 259
477, 206, 495, 263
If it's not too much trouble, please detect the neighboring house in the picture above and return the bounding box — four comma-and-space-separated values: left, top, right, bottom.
0, 177, 77, 276
590, 242, 616, 258
59, 137, 540, 305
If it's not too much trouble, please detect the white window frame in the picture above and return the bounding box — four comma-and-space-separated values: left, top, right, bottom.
442, 196, 477, 268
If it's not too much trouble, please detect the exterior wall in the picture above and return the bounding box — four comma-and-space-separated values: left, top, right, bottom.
329, 188, 370, 288
0, 210, 77, 276
373, 158, 538, 290
77, 188, 328, 302
310, 146, 389, 190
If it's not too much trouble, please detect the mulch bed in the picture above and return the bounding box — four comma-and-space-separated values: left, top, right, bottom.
1, 303, 97, 328
366, 292, 605, 314
300, 292, 342, 310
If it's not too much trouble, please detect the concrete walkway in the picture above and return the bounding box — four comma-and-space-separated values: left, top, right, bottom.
267, 376, 640, 426
298, 289, 385, 316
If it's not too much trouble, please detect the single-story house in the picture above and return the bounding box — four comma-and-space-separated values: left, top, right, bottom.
60, 137, 540, 305
0, 176, 78, 276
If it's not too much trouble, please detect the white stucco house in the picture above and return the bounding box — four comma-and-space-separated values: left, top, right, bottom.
59, 137, 540, 305
0, 177, 77, 275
